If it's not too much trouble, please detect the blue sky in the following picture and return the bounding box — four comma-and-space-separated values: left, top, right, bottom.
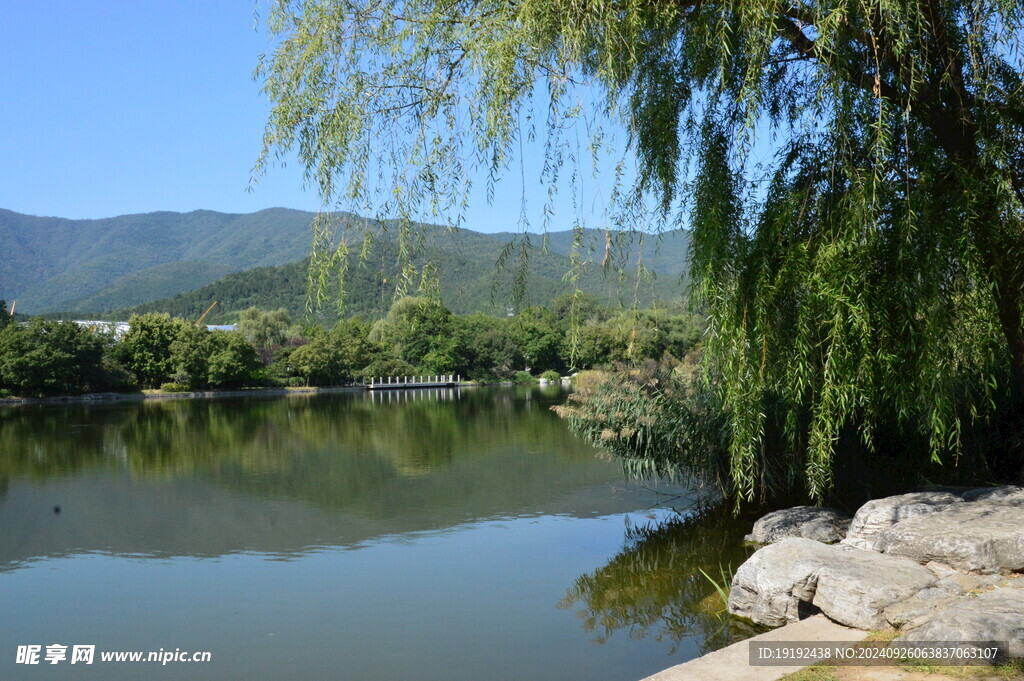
0, 1, 632, 233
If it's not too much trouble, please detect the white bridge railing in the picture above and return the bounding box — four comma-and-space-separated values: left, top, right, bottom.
365, 375, 460, 389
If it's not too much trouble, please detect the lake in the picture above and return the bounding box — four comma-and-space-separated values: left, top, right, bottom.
0, 386, 755, 680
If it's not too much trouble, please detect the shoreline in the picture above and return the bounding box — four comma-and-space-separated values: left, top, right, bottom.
0, 381, 541, 408
671, 490, 1024, 681
0, 384, 376, 407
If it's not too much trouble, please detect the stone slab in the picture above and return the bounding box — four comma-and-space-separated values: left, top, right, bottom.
900, 585, 1024, 659
640, 615, 867, 681
876, 503, 1024, 573
961, 485, 1024, 506
842, 492, 963, 551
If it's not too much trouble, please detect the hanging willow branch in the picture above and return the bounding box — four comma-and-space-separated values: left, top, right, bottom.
257, 0, 1024, 502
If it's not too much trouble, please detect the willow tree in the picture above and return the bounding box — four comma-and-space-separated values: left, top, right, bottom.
257, 0, 1024, 501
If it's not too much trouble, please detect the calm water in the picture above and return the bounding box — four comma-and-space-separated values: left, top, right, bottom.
0, 387, 754, 681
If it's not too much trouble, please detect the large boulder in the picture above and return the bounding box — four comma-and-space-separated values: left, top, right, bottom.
728, 538, 833, 627
883, 577, 970, 629
729, 538, 936, 630
900, 586, 1024, 659
841, 492, 963, 551
745, 506, 851, 544
875, 502, 1024, 574
961, 485, 1024, 506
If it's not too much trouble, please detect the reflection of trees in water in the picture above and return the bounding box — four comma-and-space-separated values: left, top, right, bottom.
0, 390, 581, 475
559, 507, 763, 655
0, 389, 610, 518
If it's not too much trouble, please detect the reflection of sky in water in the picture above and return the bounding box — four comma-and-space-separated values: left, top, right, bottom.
0, 388, 752, 681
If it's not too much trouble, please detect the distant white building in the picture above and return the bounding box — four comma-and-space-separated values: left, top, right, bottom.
71, 321, 236, 338
72, 320, 131, 338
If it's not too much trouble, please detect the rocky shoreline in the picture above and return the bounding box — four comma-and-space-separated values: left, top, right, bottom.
728, 486, 1024, 659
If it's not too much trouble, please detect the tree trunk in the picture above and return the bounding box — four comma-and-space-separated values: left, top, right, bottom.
975, 205, 1024, 399
993, 263, 1024, 399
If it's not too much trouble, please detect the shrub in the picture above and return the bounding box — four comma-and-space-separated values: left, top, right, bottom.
553, 360, 729, 496
513, 370, 537, 384
573, 370, 607, 391
540, 370, 561, 382
159, 382, 190, 393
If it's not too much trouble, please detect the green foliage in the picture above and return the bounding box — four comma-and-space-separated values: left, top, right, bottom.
118, 229, 685, 324
117, 313, 190, 389
169, 323, 215, 389
0, 207, 325, 313
510, 307, 564, 373
540, 370, 561, 382
513, 371, 536, 385
371, 297, 459, 373
206, 333, 263, 389
574, 313, 673, 368
0, 300, 11, 330
119, 314, 265, 390
697, 565, 734, 620
330, 317, 375, 376
289, 336, 345, 386
160, 382, 190, 393
237, 307, 292, 363
0, 301, 699, 396
555, 361, 730, 495
258, 0, 1024, 504
93, 357, 137, 392
0, 320, 105, 396
451, 313, 524, 380
360, 355, 416, 380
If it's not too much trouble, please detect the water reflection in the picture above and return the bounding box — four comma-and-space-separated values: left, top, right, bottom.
0, 388, 754, 681
559, 508, 762, 654
0, 388, 672, 567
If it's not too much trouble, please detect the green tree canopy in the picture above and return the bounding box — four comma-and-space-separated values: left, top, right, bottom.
0, 320, 105, 396
117, 313, 191, 389
259, 0, 1024, 502
238, 307, 292, 363
207, 332, 264, 388
169, 324, 215, 389
370, 296, 458, 372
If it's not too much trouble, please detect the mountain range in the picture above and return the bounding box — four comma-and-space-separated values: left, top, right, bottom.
1, 207, 691, 321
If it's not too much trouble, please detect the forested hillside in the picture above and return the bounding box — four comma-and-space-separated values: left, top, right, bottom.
0, 207, 327, 312
489, 228, 690, 277
2, 207, 689, 316
118, 235, 686, 323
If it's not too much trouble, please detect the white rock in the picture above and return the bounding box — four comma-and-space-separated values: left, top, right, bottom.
841, 492, 963, 551
728, 538, 936, 630
961, 485, 1024, 506
745, 506, 851, 545
883, 578, 966, 629
900, 586, 1024, 659
876, 502, 1024, 574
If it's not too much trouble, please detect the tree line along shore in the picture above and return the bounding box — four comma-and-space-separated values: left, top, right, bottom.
0, 296, 702, 398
